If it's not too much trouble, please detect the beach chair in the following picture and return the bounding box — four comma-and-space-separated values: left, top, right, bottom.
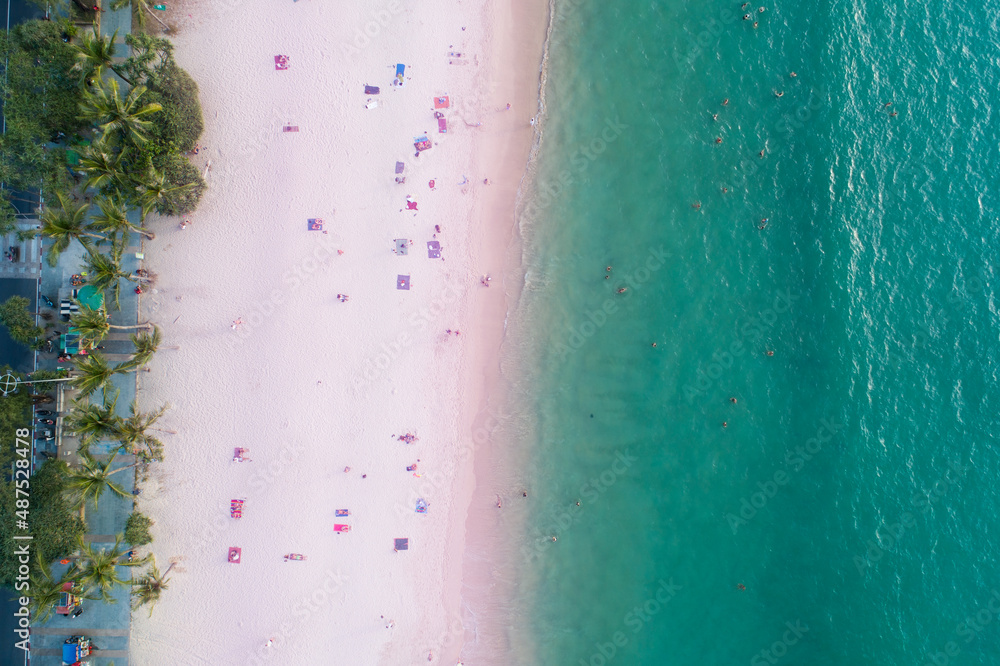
334, 524, 351, 533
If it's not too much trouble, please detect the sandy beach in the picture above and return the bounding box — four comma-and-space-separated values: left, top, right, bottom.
129, 0, 547, 663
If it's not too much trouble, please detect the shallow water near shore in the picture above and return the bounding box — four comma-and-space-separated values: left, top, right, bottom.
506, 0, 1000, 663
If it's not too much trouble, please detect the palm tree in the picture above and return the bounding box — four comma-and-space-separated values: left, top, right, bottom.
37, 194, 101, 267
70, 306, 154, 347
136, 168, 196, 220
63, 392, 124, 448
70, 534, 148, 604
125, 325, 161, 370
70, 351, 132, 397
117, 401, 168, 459
79, 78, 162, 146
72, 29, 133, 85
78, 143, 128, 193
64, 453, 138, 513
84, 246, 140, 310
110, 0, 169, 32
91, 195, 155, 242
24, 553, 85, 624
132, 557, 174, 617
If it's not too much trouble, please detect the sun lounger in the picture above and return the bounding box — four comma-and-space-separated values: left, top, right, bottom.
334, 524, 351, 533
274, 55, 289, 70
365, 85, 380, 95
308, 218, 324, 231
397, 275, 410, 290
427, 241, 441, 259
228, 547, 241, 563
434, 96, 450, 109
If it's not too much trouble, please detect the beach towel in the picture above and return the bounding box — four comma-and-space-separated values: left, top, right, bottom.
394, 538, 409, 551
415, 499, 428, 513
365, 85, 380, 95
335, 509, 350, 517
366, 99, 378, 110
395, 161, 405, 174
437, 117, 447, 134
282, 125, 299, 132
394, 239, 409, 255
406, 200, 418, 211
427, 241, 441, 259
307, 218, 324, 231
395, 63, 405, 86
414, 136, 432, 152
397, 275, 411, 290
434, 96, 450, 109
274, 55, 289, 70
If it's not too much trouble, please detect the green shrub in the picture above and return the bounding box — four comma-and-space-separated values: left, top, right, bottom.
152, 152, 206, 216
146, 61, 204, 155
125, 511, 154, 546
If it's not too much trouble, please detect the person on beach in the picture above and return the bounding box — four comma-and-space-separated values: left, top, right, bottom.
506, 103, 511, 110
231, 318, 243, 330
496, 496, 502, 509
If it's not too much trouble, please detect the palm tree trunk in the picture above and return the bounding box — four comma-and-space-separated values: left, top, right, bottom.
143, 4, 170, 30
109, 66, 133, 86
109, 322, 154, 331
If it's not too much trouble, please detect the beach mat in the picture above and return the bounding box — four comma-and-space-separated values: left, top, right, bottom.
396, 275, 410, 290
394, 538, 409, 551
427, 241, 441, 259
283, 125, 299, 132
365, 85, 380, 95
395, 161, 405, 174
394, 239, 409, 255
274, 55, 289, 70
434, 96, 450, 109
307, 219, 323, 231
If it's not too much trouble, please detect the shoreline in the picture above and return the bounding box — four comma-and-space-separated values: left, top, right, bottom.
129, 0, 550, 663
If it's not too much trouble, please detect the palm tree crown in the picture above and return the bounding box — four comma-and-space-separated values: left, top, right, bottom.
79, 78, 162, 146
70, 534, 148, 604
132, 558, 174, 617
38, 194, 101, 267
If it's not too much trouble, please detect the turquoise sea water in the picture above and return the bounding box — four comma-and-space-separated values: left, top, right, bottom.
509, 0, 1000, 664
